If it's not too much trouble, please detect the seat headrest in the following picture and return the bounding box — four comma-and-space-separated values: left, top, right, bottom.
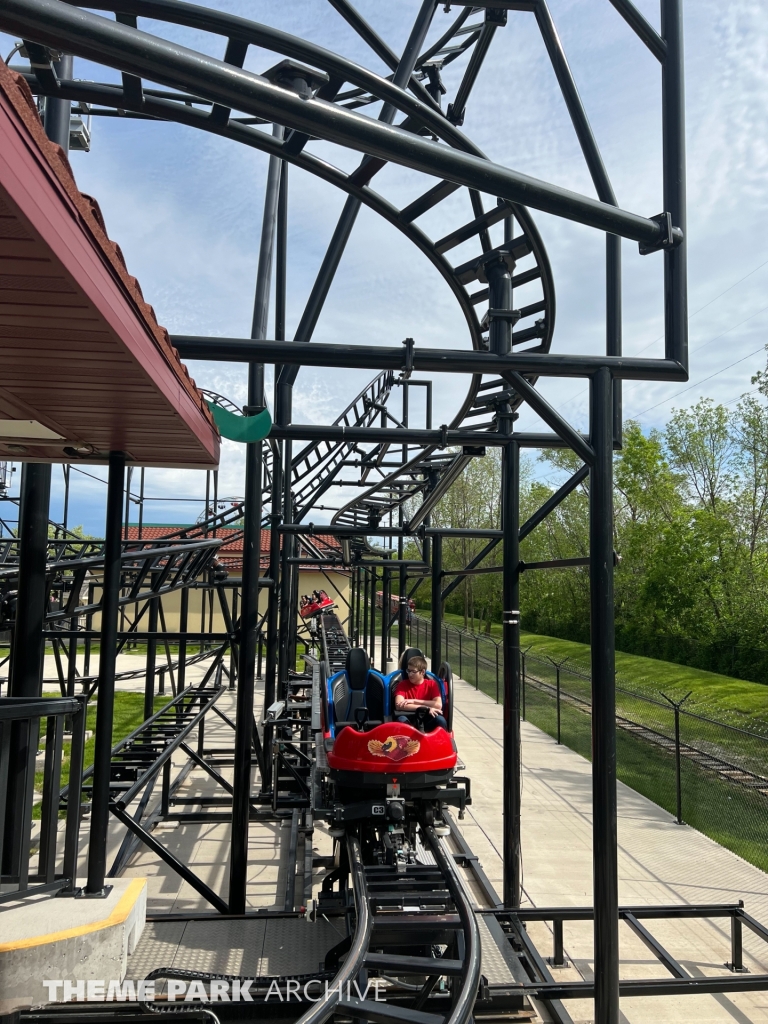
346, 647, 370, 691
399, 647, 424, 671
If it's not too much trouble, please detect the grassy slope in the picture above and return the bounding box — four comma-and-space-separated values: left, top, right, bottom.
413, 611, 768, 869
35, 691, 172, 799
439, 610, 768, 721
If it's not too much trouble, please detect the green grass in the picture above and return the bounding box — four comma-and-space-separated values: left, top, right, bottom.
524, 686, 768, 873
33, 691, 172, 812
433, 611, 768, 722
414, 611, 768, 871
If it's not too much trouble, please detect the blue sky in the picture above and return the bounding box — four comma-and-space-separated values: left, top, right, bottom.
2, 1, 767, 534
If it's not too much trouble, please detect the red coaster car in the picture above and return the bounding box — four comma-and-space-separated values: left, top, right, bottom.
319, 647, 465, 826
300, 589, 335, 617
323, 647, 457, 778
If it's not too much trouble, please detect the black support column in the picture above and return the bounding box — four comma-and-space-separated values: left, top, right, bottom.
143, 596, 158, 720
86, 451, 125, 895
9, 465, 51, 699
3, 464, 52, 887
486, 238, 523, 911
430, 534, 442, 671
501, 434, 521, 908
44, 54, 73, 148
368, 566, 377, 666
230, 127, 282, 909
364, 569, 370, 647
229, 364, 264, 912
380, 565, 391, 673
661, 0, 687, 371
264, 457, 282, 717
264, 155, 288, 750
276, 438, 294, 689
590, 367, 618, 1023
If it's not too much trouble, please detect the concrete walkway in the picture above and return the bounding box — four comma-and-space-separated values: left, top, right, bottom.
451, 676, 768, 1023
37, 645, 768, 1020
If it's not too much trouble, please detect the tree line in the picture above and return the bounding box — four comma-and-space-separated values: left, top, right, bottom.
410, 382, 768, 678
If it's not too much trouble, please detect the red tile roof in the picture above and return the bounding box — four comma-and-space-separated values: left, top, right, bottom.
124, 526, 342, 573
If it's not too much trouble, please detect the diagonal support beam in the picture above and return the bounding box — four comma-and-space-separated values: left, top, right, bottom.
442, 461, 590, 600
504, 370, 595, 464
441, 537, 500, 603
623, 912, 688, 978
325, 0, 440, 110
179, 741, 234, 795
110, 803, 229, 913
519, 464, 589, 541
606, 0, 667, 62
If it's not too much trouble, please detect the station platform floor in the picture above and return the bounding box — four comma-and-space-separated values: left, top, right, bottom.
40, 650, 768, 1022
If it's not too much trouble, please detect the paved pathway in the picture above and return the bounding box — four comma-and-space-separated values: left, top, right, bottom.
451, 675, 768, 1023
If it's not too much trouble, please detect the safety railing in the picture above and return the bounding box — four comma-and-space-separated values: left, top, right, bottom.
0, 695, 86, 903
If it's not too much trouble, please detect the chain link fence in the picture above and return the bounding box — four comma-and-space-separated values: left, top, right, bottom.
408, 614, 768, 873
409, 614, 502, 703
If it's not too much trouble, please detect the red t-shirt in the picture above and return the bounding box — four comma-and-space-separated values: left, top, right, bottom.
394, 677, 441, 705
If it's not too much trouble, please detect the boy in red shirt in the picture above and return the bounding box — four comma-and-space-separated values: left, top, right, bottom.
393, 656, 447, 732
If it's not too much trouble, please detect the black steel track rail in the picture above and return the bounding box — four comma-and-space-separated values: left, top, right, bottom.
0, 0, 673, 243
152, 371, 403, 543
312, 827, 481, 1024
4, 0, 589, 540
0, 6, 694, 1023
0, 537, 221, 623
319, 611, 352, 675
59, 669, 223, 805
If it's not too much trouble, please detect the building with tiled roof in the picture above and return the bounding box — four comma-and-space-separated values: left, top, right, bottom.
122, 526, 350, 634
124, 525, 343, 575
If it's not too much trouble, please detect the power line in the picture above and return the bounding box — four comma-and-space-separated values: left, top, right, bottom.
635, 344, 767, 418
685, 301, 768, 357
557, 255, 768, 413
686, 256, 768, 318
632, 255, 768, 358
723, 385, 761, 408
624, 303, 768, 418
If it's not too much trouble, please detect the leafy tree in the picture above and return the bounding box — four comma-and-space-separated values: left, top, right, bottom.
666, 399, 736, 513
412, 385, 768, 677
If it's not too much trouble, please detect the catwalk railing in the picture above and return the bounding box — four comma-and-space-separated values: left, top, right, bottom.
0, 695, 86, 902
407, 614, 768, 874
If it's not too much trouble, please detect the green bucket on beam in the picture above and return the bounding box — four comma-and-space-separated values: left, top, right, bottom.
205, 401, 272, 443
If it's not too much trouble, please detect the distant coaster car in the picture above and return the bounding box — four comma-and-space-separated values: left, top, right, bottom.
300, 590, 335, 617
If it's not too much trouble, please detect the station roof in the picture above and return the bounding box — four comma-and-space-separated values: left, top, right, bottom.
0, 60, 219, 468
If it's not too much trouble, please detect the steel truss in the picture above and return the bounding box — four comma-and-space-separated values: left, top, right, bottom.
0, 2, 700, 1023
